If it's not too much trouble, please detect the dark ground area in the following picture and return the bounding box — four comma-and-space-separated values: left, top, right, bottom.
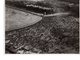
6, 1, 54, 14
5, 0, 79, 54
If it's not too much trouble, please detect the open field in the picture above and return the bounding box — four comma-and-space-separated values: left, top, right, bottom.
6, 6, 42, 31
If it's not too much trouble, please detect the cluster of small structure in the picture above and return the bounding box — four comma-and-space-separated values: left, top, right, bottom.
6, 1, 54, 15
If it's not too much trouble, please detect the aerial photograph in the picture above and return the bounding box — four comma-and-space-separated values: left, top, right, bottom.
5, 0, 79, 54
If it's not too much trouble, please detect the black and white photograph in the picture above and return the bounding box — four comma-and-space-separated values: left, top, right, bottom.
5, 0, 79, 54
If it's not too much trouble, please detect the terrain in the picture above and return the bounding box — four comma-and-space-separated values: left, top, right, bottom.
5, 0, 79, 54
